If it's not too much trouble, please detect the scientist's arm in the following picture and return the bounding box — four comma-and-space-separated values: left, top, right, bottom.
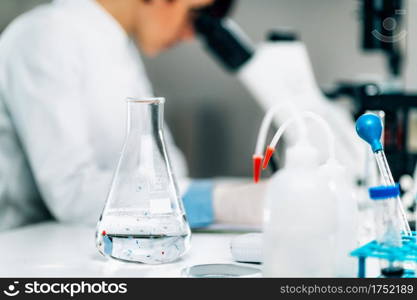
3, 25, 112, 224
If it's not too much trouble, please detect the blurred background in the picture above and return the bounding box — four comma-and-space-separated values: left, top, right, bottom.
1, 0, 416, 178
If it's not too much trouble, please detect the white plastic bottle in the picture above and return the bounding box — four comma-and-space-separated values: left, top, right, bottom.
318, 158, 359, 277
262, 141, 338, 277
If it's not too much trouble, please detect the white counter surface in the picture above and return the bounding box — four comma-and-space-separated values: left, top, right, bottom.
1, 222, 382, 278
0, 222, 246, 277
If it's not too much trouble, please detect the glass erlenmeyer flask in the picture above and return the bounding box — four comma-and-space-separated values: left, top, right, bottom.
96, 97, 191, 264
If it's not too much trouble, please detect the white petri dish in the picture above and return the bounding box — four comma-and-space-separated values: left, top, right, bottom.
181, 264, 261, 278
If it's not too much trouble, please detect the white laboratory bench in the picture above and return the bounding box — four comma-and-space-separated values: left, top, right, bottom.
1, 222, 383, 278
0, 222, 246, 278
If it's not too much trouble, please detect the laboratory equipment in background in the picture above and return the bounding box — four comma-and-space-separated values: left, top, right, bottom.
362, 0, 404, 81
96, 97, 191, 264
327, 0, 417, 207
196, 0, 415, 226
194, 3, 364, 188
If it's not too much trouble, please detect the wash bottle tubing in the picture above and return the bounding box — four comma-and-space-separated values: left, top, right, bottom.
253, 103, 306, 183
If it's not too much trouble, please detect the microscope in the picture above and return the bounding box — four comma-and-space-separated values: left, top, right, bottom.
193, 0, 318, 173
328, 0, 417, 181
194, 0, 417, 182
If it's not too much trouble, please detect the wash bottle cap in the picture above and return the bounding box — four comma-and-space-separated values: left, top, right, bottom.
285, 140, 319, 168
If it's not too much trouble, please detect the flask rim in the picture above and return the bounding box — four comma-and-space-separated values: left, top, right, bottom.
126, 97, 165, 104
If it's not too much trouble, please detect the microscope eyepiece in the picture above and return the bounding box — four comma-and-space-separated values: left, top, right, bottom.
193, 0, 253, 72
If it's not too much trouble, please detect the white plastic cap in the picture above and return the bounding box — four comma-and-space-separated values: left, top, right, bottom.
285, 140, 319, 168
318, 157, 346, 179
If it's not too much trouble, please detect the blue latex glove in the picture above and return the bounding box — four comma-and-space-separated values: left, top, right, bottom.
182, 180, 214, 229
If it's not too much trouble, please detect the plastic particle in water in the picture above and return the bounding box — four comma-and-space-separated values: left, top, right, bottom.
162, 251, 165, 255
102, 230, 106, 236
103, 235, 113, 255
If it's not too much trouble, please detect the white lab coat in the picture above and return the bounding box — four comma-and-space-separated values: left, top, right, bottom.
0, 0, 188, 231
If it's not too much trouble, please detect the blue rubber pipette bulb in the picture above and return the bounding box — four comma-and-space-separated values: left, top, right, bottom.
355, 113, 383, 152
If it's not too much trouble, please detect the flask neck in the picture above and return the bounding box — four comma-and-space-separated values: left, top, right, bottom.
127, 98, 165, 134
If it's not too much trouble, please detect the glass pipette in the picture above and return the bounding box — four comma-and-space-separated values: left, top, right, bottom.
356, 113, 412, 236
